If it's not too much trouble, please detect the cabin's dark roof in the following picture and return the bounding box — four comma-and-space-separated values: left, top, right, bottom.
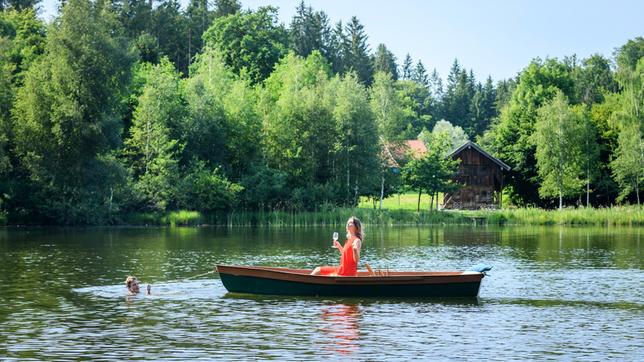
449, 141, 511, 171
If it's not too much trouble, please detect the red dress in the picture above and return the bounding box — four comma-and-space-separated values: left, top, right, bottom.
319, 238, 359, 276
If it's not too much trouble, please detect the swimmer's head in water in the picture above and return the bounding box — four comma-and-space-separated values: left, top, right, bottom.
125, 276, 140, 294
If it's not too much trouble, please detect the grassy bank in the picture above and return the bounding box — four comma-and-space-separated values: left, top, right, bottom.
473, 206, 644, 226
123, 206, 643, 227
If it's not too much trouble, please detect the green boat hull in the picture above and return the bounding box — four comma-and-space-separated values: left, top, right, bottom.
219, 272, 482, 298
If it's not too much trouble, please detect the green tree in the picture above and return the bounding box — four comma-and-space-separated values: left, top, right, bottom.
589, 93, 621, 204
11, 0, 135, 223
612, 120, 644, 205
401, 53, 413, 80
116, 0, 153, 39
260, 52, 335, 199
212, 0, 241, 18
579, 107, 600, 207
185, 0, 213, 69
443, 59, 479, 135
0, 8, 46, 86
327, 20, 346, 74
0, 0, 40, 11
372, 43, 398, 80
0, 8, 46, 181
532, 91, 586, 209
343, 16, 372, 85
468, 76, 497, 138
574, 54, 617, 106
203, 6, 288, 83
402, 132, 459, 211
152, 0, 189, 74
411, 60, 428, 87
370, 71, 405, 141
123, 59, 184, 212
184, 48, 261, 178
177, 160, 242, 212
495, 77, 516, 110
482, 58, 575, 206
397, 79, 433, 138
288, 1, 332, 60
420, 119, 469, 152
0, 38, 12, 177
333, 72, 380, 205
610, 37, 644, 205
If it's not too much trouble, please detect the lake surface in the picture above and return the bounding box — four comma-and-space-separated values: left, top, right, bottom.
0, 225, 642, 360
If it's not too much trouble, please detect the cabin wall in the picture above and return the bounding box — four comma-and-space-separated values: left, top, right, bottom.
443, 148, 504, 210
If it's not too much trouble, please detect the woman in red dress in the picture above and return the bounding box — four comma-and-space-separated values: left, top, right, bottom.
311, 217, 363, 276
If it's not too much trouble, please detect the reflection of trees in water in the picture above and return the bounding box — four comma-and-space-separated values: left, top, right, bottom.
319, 304, 361, 356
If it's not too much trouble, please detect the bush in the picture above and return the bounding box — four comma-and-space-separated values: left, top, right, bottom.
177, 161, 242, 213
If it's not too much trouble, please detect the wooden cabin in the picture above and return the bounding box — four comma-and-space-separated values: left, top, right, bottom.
442, 141, 510, 210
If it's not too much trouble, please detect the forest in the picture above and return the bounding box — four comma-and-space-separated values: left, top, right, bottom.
0, 0, 642, 224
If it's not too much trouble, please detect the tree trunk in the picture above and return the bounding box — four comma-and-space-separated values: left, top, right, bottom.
559, 191, 563, 210
417, 190, 421, 212
586, 178, 590, 207
379, 172, 384, 210
435, 192, 440, 210
429, 193, 434, 211
636, 178, 641, 208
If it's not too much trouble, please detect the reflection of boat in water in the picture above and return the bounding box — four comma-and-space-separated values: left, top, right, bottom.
319, 304, 361, 356
217, 265, 485, 297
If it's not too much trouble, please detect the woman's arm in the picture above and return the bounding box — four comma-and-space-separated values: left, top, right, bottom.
352, 239, 361, 262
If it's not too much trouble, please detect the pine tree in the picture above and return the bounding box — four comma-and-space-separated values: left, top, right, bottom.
343, 16, 372, 85
412, 60, 428, 87
212, 0, 241, 18
372, 43, 398, 80
328, 20, 346, 74
0, 0, 40, 11
288, 1, 332, 59
401, 53, 413, 80
152, 0, 189, 74
186, 0, 213, 69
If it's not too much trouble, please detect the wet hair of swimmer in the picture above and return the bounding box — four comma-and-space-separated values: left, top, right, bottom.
125, 275, 140, 293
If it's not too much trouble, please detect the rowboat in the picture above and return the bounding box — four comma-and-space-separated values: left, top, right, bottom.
216, 265, 488, 298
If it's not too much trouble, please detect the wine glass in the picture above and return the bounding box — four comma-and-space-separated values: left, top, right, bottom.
332, 232, 339, 247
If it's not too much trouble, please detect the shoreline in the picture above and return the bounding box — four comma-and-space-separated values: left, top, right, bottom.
2, 207, 641, 227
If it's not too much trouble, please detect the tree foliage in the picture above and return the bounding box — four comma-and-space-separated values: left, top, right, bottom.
482, 58, 576, 206
123, 59, 184, 212
402, 132, 459, 211
532, 91, 586, 209
203, 6, 288, 83
0, 1, 641, 224
372, 43, 398, 80
11, 0, 135, 223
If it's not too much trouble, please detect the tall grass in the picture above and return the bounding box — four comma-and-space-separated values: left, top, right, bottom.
120, 206, 643, 227
477, 206, 644, 226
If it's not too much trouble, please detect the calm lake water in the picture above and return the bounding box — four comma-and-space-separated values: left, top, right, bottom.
0, 225, 642, 360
